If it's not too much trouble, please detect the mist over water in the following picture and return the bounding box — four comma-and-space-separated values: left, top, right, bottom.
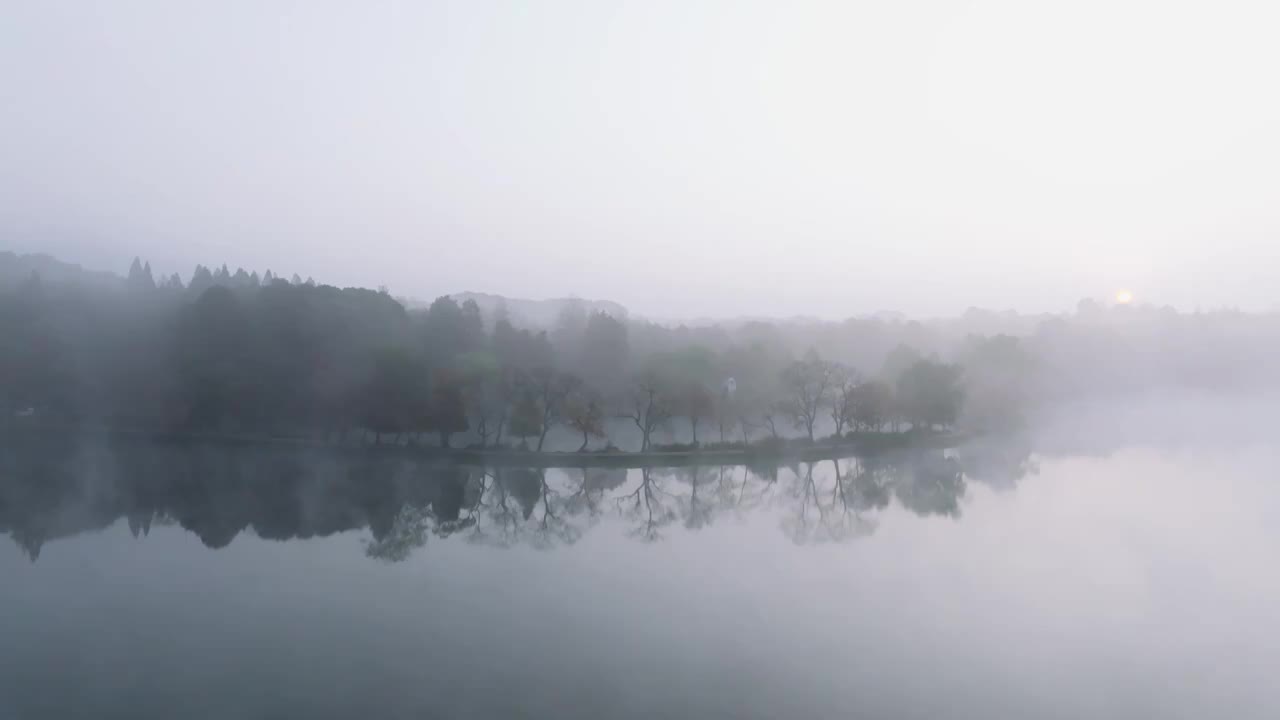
6, 2, 1280, 715
3, 395, 1279, 719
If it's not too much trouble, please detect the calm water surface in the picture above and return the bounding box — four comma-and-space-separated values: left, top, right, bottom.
2, 433, 1279, 719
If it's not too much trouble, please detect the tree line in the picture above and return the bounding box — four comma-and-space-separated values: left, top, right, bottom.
1, 256, 969, 451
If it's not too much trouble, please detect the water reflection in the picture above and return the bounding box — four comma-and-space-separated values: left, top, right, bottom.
0, 438, 1036, 561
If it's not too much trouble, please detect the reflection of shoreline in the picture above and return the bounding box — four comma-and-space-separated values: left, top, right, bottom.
0, 427, 958, 468
0, 438, 1027, 561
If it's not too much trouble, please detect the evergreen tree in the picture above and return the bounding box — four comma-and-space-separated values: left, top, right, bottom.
188, 265, 214, 295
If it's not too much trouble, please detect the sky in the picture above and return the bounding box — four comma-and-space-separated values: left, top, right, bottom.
3, 0, 1279, 319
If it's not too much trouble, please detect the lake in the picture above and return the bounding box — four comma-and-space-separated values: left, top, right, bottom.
2, 427, 1279, 719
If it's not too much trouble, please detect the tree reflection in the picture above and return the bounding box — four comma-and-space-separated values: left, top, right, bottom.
956, 435, 1038, 492
615, 468, 678, 542
364, 467, 476, 562
364, 504, 430, 562
890, 451, 966, 517
780, 460, 879, 544
0, 438, 982, 560
461, 468, 589, 549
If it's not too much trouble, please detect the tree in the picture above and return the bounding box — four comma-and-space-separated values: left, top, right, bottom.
579, 311, 629, 394
760, 403, 784, 440
551, 298, 588, 367
427, 368, 468, 447
492, 310, 553, 371
188, 265, 214, 296
175, 286, 256, 431
622, 371, 671, 451
829, 363, 860, 437
678, 381, 714, 445
564, 388, 605, 451
459, 351, 507, 447
850, 380, 892, 431
507, 389, 542, 448
492, 305, 518, 360
127, 258, 155, 291
422, 296, 467, 368
959, 334, 1034, 432
361, 347, 428, 443
648, 347, 717, 445
896, 359, 964, 431
779, 350, 834, 442
527, 368, 579, 452
460, 299, 486, 353
715, 385, 738, 444
881, 343, 923, 384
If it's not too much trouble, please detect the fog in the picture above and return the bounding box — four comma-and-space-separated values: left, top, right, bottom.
5, 1, 1280, 318
5, 408, 1280, 718
7, 4, 1280, 718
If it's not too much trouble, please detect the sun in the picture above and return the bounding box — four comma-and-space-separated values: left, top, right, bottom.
1115, 290, 1134, 305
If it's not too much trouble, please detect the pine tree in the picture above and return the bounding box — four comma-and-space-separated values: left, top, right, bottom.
127, 257, 144, 288
189, 265, 214, 295
128, 258, 155, 291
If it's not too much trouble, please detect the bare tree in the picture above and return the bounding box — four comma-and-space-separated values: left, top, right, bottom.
621, 372, 671, 451
829, 363, 861, 437
678, 381, 714, 445
466, 369, 511, 448
527, 368, 580, 452
779, 350, 835, 442
564, 387, 606, 451
760, 403, 784, 440
616, 467, 677, 541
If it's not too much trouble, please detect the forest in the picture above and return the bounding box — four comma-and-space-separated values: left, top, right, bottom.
4, 251, 1277, 453
0, 254, 969, 452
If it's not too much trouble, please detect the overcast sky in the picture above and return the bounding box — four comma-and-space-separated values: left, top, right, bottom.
3, 1, 1279, 318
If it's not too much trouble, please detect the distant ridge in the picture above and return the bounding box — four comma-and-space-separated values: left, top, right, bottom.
431, 291, 629, 329
0, 252, 123, 291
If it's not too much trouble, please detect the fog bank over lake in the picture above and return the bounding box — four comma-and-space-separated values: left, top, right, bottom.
3, 394, 1279, 719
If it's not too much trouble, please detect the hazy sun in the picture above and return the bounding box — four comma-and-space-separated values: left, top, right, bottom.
1115, 290, 1134, 305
